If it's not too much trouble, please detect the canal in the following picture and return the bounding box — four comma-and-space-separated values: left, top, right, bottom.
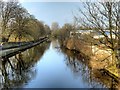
0, 40, 117, 88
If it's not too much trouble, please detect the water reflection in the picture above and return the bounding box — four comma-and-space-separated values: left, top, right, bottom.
0, 42, 50, 89
0, 40, 119, 88
59, 48, 104, 88
23, 40, 106, 88
60, 44, 119, 88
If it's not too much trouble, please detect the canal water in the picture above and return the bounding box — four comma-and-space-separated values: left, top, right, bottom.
0, 40, 115, 88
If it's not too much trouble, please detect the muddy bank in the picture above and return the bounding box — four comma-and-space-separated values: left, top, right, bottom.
63, 38, 92, 56
62, 38, 111, 69
61, 38, 120, 84
60, 41, 119, 88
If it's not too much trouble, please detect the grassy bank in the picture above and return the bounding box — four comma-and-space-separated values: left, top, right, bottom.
61, 38, 120, 83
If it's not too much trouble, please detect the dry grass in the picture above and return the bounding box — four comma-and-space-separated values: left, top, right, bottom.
65, 38, 119, 72
65, 37, 120, 87
106, 65, 120, 78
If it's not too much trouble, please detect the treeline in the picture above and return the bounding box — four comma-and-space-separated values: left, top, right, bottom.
51, 2, 120, 68
51, 22, 75, 41
0, 0, 51, 42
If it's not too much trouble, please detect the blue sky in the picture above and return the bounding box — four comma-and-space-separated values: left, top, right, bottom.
21, 2, 82, 27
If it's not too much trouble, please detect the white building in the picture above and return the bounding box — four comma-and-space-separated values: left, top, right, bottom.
70, 30, 93, 37
70, 30, 116, 39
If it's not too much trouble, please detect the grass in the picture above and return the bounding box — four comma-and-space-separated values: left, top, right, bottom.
106, 65, 120, 79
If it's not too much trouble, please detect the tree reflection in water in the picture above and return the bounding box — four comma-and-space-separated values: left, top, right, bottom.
60, 47, 119, 88
0, 40, 119, 89
0, 42, 50, 89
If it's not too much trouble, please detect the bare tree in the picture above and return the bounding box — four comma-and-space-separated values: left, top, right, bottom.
44, 24, 51, 35
0, 0, 47, 42
27, 18, 46, 40
51, 22, 60, 31
11, 6, 32, 41
0, 0, 20, 41
75, 2, 120, 67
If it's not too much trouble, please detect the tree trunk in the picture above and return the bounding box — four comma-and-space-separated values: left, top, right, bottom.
6, 31, 14, 42
112, 50, 117, 67
117, 1, 120, 68
1, 60, 7, 76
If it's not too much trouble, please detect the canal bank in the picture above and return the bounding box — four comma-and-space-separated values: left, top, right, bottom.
23, 40, 107, 88
60, 38, 120, 86
0, 40, 119, 88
